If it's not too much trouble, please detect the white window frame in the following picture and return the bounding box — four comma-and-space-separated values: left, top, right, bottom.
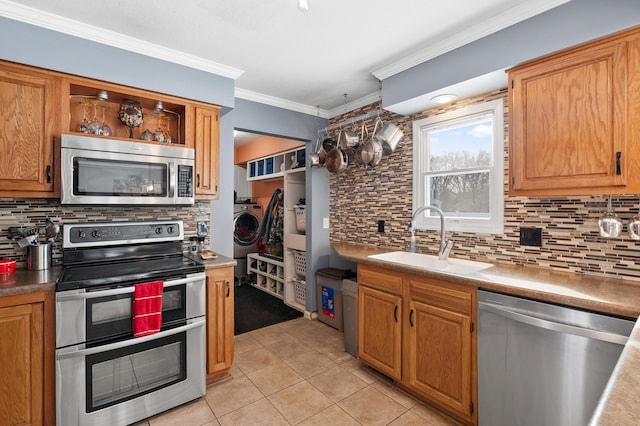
412, 99, 504, 234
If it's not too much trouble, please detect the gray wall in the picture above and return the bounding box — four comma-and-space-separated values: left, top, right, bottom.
0, 17, 235, 109
231, 98, 329, 313
383, 0, 640, 108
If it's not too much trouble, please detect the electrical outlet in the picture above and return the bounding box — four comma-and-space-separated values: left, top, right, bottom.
520, 227, 542, 247
377, 220, 385, 233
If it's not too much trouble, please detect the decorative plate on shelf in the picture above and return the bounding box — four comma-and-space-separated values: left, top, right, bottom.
118, 99, 143, 138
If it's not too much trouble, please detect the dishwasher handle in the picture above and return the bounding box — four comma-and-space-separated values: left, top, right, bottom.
479, 301, 629, 345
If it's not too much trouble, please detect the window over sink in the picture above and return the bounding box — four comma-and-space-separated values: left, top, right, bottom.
412, 99, 504, 234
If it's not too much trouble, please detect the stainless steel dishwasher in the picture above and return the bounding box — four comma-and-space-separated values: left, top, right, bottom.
478, 290, 634, 426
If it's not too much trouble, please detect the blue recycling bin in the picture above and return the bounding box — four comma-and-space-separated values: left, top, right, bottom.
316, 268, 354, 331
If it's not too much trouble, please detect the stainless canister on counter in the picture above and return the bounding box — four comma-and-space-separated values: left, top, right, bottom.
27, 242, 52, 270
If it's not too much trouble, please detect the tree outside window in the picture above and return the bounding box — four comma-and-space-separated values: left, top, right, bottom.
413, 100, 504, 234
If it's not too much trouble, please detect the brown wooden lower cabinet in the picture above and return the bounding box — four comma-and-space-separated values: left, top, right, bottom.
357, 264, 477, 425
0, 291, 55, 426
205, 267, 234, 383
357, 276, 402, 380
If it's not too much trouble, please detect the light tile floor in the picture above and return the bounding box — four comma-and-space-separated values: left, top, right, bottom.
134, 318, 461, 426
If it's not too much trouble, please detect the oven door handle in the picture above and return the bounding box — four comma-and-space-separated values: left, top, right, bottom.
56, 274, 204, 301
56, 317, 205, 360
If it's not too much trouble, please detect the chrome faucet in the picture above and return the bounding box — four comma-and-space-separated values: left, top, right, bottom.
408, 205, 454, 260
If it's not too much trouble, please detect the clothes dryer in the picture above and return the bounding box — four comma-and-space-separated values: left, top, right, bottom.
233, 203, 263, 282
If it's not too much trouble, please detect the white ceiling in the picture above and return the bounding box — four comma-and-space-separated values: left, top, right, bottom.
1, 0, 568, 116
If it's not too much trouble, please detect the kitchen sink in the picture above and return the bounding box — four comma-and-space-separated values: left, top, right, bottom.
368, 251, 494, 275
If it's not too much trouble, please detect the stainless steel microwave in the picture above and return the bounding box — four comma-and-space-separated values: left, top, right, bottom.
61, 134, 194, 205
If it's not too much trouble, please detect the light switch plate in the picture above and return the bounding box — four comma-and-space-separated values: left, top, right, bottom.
323, 217, 329, 229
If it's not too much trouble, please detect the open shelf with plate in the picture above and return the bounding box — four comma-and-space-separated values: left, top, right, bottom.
65, 80, 187, 146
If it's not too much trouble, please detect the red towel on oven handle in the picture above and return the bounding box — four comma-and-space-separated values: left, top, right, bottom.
132, 281, 164, 337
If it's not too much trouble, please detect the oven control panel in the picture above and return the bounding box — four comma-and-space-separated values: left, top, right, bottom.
63, 220, 184, 248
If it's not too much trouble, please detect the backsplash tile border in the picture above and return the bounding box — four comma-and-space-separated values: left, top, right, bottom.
0, 198, 211, 268
328, 90, 640, 281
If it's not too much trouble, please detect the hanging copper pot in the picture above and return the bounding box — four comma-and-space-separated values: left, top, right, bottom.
325, 146, 349, 174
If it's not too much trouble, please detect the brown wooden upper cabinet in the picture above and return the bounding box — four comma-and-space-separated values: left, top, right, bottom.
193, 105, 220, 199
508, 25, 640, 196
0, 59, 221, 200
0, 62, 59, 197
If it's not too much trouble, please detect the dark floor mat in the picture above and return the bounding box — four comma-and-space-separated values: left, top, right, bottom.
234, 284, 303, 335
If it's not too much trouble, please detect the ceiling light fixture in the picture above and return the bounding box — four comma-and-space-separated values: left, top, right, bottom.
430, 94, 457, 105
298, 0, 309, 12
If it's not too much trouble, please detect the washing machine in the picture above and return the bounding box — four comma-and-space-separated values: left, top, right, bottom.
233, 203, 263, 283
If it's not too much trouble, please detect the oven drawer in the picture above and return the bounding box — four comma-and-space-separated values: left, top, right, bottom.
56, 272, 205, 348
56, 316, 206, 426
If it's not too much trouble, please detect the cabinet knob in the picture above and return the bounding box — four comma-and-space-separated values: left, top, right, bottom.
226, 281, 230, 297
409, 309, 414, 327
46, 165, 51, 183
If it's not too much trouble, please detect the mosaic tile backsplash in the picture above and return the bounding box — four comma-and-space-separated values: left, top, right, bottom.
329, 90, 640, 281
0, 198, 211, 268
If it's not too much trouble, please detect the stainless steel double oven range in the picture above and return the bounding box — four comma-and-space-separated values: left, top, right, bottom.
55, 220, 206, 426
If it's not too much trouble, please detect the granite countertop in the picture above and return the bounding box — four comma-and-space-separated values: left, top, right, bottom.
332, 241, 640, 426
0, 266, 60, 297
591, 318, 640, 425
184, 252, 237, 269
332, 241, 640, 318
0, 252, 236, 299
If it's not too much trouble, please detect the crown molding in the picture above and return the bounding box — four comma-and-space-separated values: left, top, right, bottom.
235, 88, 382, 119
372, 0, 569, 80
0, 0, 244, 79
235, 88, 331, 118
